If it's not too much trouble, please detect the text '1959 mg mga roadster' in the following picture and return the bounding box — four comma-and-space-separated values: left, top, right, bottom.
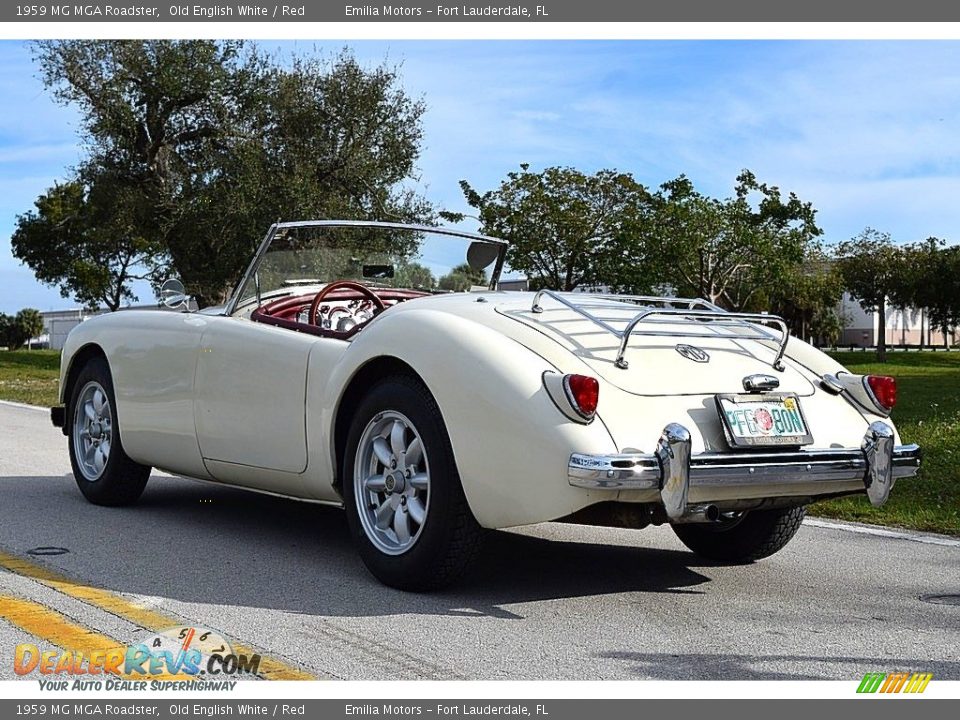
51, 221, 921, 590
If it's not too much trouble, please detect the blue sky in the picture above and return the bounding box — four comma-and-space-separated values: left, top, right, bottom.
2, 39, 960, 313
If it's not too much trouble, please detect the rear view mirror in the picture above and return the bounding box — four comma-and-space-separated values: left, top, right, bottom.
363, 264, 395, 279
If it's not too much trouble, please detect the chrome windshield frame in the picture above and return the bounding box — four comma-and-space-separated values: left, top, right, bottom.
224, 220, 508, 316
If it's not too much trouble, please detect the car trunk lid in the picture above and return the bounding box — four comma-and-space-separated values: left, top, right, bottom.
496, 298, 815, 397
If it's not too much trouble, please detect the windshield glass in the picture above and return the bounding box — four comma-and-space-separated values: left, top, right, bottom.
231, 223, 505, 311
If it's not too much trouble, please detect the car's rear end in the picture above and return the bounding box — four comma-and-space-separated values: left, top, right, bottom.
494, 291, 920, 559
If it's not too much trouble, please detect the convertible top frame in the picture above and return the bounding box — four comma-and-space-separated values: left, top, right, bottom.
225, 220, 509, 317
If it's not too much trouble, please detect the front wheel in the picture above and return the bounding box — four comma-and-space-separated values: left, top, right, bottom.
672, 506, 806, 563
342, 374, 484, 591
68, 357, 151, 506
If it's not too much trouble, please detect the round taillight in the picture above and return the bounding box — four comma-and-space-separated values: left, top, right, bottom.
866, 375, 897, 411
564, 374, 599, 418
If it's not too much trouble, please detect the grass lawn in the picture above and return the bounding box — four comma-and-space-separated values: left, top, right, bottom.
0, 348, 957, 535
0, 349, 60, 407
814, 351, 960, 536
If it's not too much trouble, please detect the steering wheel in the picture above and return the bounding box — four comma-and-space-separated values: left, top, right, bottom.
308, 280, 386, 329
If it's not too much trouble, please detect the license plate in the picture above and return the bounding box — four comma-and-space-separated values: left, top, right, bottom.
715, 393, 813, 447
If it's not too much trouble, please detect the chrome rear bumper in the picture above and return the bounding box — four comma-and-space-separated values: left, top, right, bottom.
569, 421, 920, 518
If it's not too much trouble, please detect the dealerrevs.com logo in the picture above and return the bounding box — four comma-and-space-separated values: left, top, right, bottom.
857, 672, 933, 694
14, 626, 260, 691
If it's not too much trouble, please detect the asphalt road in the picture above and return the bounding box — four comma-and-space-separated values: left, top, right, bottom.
0, 401, 958, 681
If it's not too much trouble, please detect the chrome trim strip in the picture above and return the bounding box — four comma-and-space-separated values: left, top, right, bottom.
226, 223, 278, 316
568, 453, 660, 490
569, 442, 921, 492
528, 289, 789, 372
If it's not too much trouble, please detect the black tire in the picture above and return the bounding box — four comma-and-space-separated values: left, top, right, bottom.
67, 356, 151, 507
672, 506, 806, 563
342, 373, 484, 591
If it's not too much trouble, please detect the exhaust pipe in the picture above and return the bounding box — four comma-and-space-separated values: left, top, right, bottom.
671, 504, 721, 524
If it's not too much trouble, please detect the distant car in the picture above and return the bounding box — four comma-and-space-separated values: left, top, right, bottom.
51, 221, 921, 590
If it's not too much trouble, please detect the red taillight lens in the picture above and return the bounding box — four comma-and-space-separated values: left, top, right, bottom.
564, 374, 599, 417
866, 375, 897, 411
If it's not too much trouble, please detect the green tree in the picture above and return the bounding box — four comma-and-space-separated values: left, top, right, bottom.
766, 249, 845, 345
646, 171, 821, 309
834, 229, 904, 362
928, 245, 960, 347
392, 262, 435, 290
897, 238, 960, 348
438, 263, 486, 292
444, 165, 652, 291
167, 51, 432, 304
16, 309, 45, 350
0, 315, 13, 350
0, 309, 44, 350
26, 41, 431, 308
12, 176, 163, 311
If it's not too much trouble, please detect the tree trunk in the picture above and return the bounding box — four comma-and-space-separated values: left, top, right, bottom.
877, 297, 887, 362
944, 322, 950, 350
107, 288, 121, 313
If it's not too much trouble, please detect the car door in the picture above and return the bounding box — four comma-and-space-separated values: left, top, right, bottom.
193, 316, 316, 476
99, 311, 210, 481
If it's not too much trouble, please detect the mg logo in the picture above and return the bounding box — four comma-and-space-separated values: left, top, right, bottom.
675, 344, 709, 363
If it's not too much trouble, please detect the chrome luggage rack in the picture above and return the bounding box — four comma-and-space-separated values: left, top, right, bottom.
529, 290, 789, 371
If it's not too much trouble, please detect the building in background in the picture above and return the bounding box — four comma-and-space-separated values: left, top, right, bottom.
497, 278, 529, 292
838, 292, 958, 347
37, 302, 196, 350
40, 308, 91, 351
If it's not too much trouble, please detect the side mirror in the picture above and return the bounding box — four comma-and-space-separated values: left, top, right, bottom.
159, 278, 189, 310
466, 241, 500, 272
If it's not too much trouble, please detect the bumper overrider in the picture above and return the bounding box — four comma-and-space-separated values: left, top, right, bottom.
569, 421, 921, 520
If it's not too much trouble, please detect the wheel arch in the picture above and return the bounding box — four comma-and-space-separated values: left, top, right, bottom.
61, 343, 109, 408
313, 308, 619, 528
331, 355, 424, 497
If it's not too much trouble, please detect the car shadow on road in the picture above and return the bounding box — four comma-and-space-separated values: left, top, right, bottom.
1, 474, 713, 618
598, 650, 960, 680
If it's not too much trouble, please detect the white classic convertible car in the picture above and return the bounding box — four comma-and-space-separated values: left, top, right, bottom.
51, 221, 921, 590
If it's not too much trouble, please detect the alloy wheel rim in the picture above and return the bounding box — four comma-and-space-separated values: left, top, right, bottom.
73, 381, 113, 482
354, 410, 430, 555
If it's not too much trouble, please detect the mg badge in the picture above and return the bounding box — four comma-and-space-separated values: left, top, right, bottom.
675, 344, 709, 363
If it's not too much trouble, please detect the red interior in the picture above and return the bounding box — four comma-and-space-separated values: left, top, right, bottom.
250, 287, 429, 339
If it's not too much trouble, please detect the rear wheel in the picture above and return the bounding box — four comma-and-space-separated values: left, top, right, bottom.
68, 357, 151, 506
672, 506, 806, 562
342, 374, 484, 591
